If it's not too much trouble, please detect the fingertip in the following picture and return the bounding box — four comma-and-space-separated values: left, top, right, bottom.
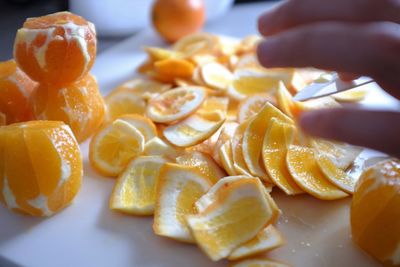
256, 39, 278, 68
298, 110, 322, 135
258, 12, 272, 36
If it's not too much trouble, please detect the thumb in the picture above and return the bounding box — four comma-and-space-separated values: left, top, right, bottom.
299, 108, 400, 158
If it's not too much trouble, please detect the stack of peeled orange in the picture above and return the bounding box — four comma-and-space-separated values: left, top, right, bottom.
0, 11, 105, 217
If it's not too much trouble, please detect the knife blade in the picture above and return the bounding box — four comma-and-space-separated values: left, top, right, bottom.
293, 73, 374, 102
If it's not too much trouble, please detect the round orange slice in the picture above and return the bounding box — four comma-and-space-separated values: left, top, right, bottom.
153, 163, 213, 243
146, 86, 206, 123
117, 114, 157, 142
105, 88, 147, 122
286, 145, 348, 200
89, 119, 145, 176
200, 62, 233, 91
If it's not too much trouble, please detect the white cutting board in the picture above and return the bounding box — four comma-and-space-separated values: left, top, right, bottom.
1, 4, 400, 267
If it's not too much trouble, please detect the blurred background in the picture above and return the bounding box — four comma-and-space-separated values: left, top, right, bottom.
0, 0, 277, 60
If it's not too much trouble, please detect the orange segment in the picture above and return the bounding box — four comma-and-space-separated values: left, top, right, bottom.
276, 82, 294, 117
286, 145, 348, 200
232, 120, 253, 176
316, 154, 357, 194
0, 121, 82, 216
163, 112, 225, 147
242, 103, 292, 182
154, 58, 195, 80
89, 119, 145, 176
212, 122, 238, 166
0, 60, 35, 124
146, 86, 207, 123
333, 88, 367, 102
31, 73, 105, 142
14, 11, 96, 85
153, 163, 213, 243
109, 156, 167, 215
351, 159, 400, 266
262, 118, 303, 195
219, 140, 237, 176
117, 114, 157, 142
176, 151, 226, 184
173, 33, 219, 59
200, 62, 233, 91
228, 225, 285, 260
143, 137, 184, 160
186, 176, 277, 261
105, 89, 147, 122
237, 94, 276, 123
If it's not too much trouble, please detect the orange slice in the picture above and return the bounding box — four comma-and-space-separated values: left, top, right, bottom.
228, 70, 281, 100
154, 58, 195, 79
117, 114, 157, 142
212, 122, 239, 166
311, 139, 362, 170
176, 151, 226, 184
262, 118, 303, 195
219, 140, 237, 176
144, 46, 182, 61
229, 258, 290, 267
153, 163, 213, 243
197, 96, 229, 117
109, 156, 167, 215
286, 145, 348, 200
105, 89, 147, 121
242, 103, 292, 182
186, 176, 277, 261
173, 33, 219, 58
188, 126, 222, 155
228, 225, 285, 260
276, 81, 294, 117
143, 137, 184, 160
237, 94, 276, 123
89, 119, 145, 176
232, 120, 253, 176
316, 154, 357, 194
200, 62, 233, 91
351, 159, 400, 266
163, 112, 225, 147
146, 86, 206, 123
111, 78, 171, 100
333, 88, 367, 102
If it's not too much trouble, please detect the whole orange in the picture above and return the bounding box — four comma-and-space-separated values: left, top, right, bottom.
152, 0, 205, 43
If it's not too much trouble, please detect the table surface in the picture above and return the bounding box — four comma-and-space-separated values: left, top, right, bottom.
1, 2, 398, 267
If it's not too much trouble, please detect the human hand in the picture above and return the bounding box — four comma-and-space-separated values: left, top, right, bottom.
257, 0, 400, 157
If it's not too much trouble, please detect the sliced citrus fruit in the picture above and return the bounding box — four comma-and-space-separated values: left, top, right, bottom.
311, 139, 362, 170
109, 156, 167, 215
232, 120, 253, 176
200, 62, 233, 91
228, 70, 281, 100
190, 54, 217, 66
188, 126, 222, 155
237, 94, 276, 123
197, 96, 229, 117
142, 137, 184, 160
186, 176, 277, 261
333, 88, 367, 102
117, 114, 157, 142
316, 154, 357, 194
0, 121, 82, 216
276, 81, 294, 117
0, 59, 35, 125
219, 140, 237, 176
229, 258, 290, 267
163, 112, 225, 147
286, 145, 348, 200
111, 78, 171, 100
192, 66, 206, 85
154, 58, 195, 79
14, 11, 96, 85
228, 225, 285, 260
212, 122, 238, 165
237, 35, 262, 55
262, 118, 303, 195
146, 86, 206, 123
144, 46, 182, 61
173, 33, 219, 58
105, 89, 147, 121
351, 159, 400, 266
153, 163, 213, 243
176, 151, 226, 184
242, 103, 292, 182
89, 119, 145, 176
